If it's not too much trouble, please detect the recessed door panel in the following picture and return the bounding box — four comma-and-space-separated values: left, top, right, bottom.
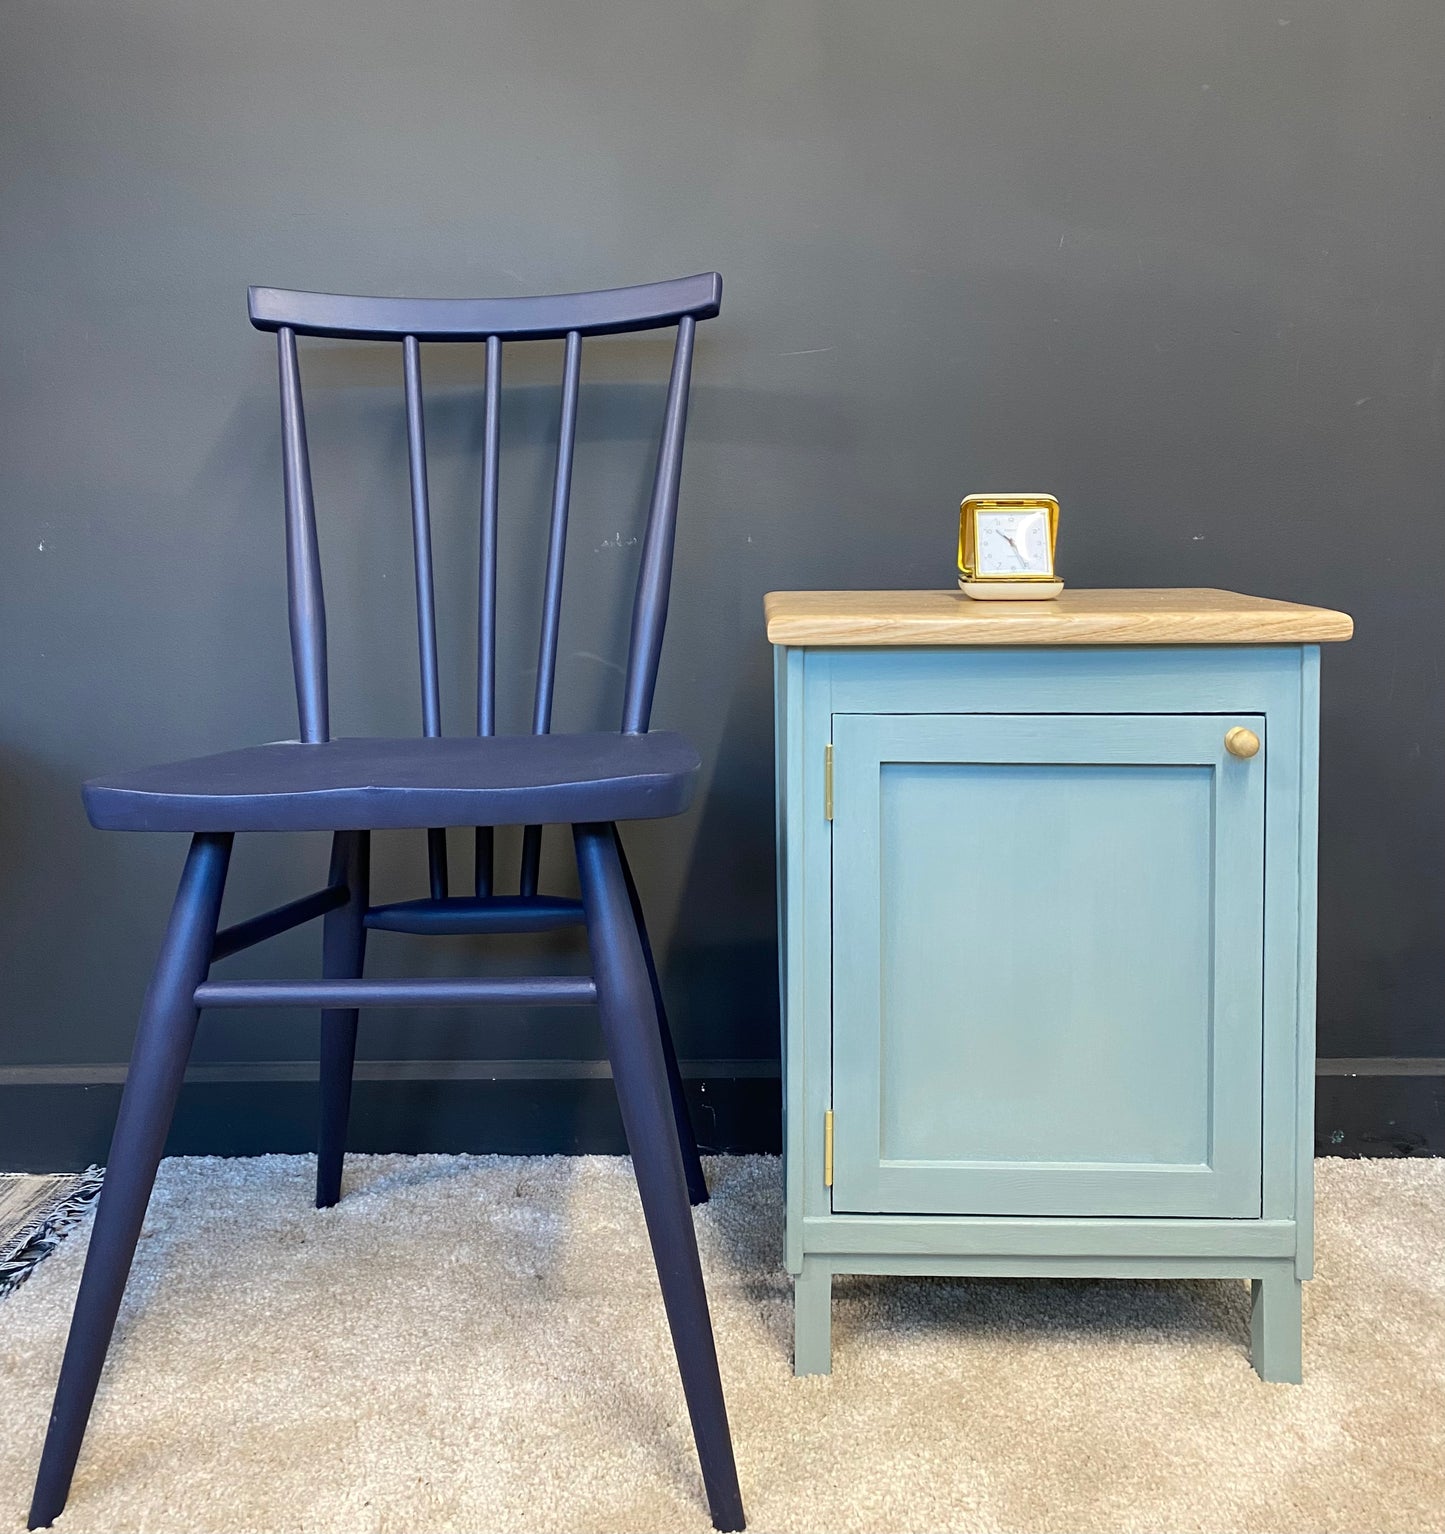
831, 713, 1264, 1218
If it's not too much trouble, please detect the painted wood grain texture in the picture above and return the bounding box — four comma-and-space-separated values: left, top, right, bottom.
764, 587, 1354, 647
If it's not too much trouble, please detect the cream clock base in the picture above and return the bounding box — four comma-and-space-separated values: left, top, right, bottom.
958, 578, 1065, 601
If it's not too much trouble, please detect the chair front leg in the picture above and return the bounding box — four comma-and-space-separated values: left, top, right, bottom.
615, 828, 709, 1204
574, 822, 745, 1532
30, 831, 233, 1531
316, 829, 369, 1209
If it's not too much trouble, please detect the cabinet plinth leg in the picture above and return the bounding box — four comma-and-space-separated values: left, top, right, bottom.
793, 1262, 833, 1376
1250, 1272, 1303, 1383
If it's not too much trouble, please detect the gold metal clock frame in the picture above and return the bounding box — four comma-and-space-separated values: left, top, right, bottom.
958, 493, 1060, 583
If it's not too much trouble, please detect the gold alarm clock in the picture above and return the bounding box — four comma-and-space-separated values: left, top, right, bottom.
957, 493, 1063, 601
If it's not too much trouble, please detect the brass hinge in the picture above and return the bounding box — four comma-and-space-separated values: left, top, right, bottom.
824, 743, 834, 820
823, 1108, 834, 1186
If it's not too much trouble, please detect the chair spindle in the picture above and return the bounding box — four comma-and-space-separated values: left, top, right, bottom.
403, 335, 449, 899
519, 329, 583, 898
621, 316, 696, 736
475, 334, 502, 895
403, 336, 444, 737
276, 327, 330, 744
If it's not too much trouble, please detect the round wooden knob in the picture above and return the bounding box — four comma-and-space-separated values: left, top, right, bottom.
1225, 727, 1261, 759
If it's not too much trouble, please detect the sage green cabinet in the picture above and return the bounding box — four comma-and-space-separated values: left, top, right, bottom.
769, 589, 1352, 1383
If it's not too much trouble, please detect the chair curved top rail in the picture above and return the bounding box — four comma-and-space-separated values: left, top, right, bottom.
248, 272, 722, 342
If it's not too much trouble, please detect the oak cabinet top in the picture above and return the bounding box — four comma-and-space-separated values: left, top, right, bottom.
764, 588, 1353, 648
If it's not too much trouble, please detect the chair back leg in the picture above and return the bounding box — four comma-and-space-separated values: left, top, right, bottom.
615, 830, 709, 1205
316, 830, 370, 1208
29, 832, 233, 1531
574, 822, 745, 1532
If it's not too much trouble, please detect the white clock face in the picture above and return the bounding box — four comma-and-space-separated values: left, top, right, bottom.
974, 509, 1053, 578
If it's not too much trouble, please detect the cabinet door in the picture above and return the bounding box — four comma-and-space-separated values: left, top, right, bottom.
831, 713, 1264, 1218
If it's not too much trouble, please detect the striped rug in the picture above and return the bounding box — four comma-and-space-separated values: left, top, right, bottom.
0, 1170, 103, 1297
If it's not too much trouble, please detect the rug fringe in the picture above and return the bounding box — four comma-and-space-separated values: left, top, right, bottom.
0, 1167, 104, 1298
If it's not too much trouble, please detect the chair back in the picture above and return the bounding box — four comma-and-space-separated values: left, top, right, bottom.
247, 272, 722, 896
248, 272, 722, 746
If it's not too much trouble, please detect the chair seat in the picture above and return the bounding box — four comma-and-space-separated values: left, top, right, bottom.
83, 732, 701, 832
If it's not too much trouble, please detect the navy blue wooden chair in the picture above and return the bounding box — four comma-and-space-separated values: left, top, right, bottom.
29, 273, 745, 1532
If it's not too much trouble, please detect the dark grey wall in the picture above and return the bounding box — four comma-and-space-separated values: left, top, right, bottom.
3, 0, 1442, 1166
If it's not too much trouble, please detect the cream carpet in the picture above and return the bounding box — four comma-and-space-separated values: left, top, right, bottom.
0, 1155, 1441, 1533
